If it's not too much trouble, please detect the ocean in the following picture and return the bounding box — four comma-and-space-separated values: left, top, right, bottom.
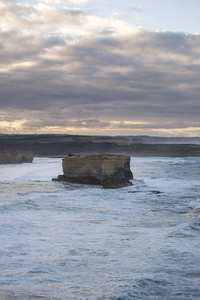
0, 157, 200, 300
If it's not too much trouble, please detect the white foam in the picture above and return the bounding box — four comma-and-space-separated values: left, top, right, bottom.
188, 199, 200, 210
0, 157, 62, 181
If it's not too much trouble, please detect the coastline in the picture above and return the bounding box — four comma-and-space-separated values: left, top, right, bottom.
0, 134, 200, 157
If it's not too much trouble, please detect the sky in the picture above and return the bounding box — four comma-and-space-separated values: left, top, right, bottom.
1, 0, 200, 136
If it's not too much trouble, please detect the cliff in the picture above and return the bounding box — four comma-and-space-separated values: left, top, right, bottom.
1, 135, 200, 157
53, 154, 133, 188
0, 148, 33, 164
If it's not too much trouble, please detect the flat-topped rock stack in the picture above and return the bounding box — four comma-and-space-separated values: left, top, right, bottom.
53, 154, 133, 188
0, 148, 33, 164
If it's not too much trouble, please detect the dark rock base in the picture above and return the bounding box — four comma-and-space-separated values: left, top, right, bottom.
52, 174, 133, 189
101, 177, 133, 189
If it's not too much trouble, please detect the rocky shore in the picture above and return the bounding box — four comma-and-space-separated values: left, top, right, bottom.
0, 134, 200, 157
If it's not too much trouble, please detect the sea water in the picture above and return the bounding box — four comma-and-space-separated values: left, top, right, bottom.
0, 157, 200, 300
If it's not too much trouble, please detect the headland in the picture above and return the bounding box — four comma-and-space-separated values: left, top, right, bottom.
0, 134, 200, 157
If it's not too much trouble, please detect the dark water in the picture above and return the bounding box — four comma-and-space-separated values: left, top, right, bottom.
0, 157, 200, 299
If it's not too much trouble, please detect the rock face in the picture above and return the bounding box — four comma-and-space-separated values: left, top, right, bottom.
0, 148, 33, 164
53, 154, 133, 189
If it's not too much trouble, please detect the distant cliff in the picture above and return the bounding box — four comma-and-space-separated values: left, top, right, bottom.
0, 148, 33, 164
0, 135, 200, 157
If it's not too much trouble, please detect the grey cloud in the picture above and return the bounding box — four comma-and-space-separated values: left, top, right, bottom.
63, 7, 86, 17
1, 1, 200, 134
129, 6, 143, 12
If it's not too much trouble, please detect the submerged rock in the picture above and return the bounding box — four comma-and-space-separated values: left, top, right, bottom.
0, 148, 33, 164
53, 153, 133, 189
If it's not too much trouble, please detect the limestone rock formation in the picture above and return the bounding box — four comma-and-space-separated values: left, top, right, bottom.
0, 148, 33, 164
53, 154, 133, 189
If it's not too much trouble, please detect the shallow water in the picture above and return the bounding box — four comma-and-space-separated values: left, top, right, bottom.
0, 157, 200, 299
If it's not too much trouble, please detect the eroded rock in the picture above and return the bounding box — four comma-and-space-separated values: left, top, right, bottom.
53, 154, 133, 189
0, 148, 33, 164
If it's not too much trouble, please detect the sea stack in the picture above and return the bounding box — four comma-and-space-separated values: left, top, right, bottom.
0, 148, 33, 164
53, 154, 133, 188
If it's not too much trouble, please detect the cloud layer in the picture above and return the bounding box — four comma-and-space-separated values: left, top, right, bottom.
1, 0, 200, 136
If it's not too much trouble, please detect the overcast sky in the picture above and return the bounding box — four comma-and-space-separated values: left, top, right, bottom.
1, 0, 200, 136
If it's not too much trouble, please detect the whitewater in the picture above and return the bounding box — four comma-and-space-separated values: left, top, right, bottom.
0, 157, 200, 300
